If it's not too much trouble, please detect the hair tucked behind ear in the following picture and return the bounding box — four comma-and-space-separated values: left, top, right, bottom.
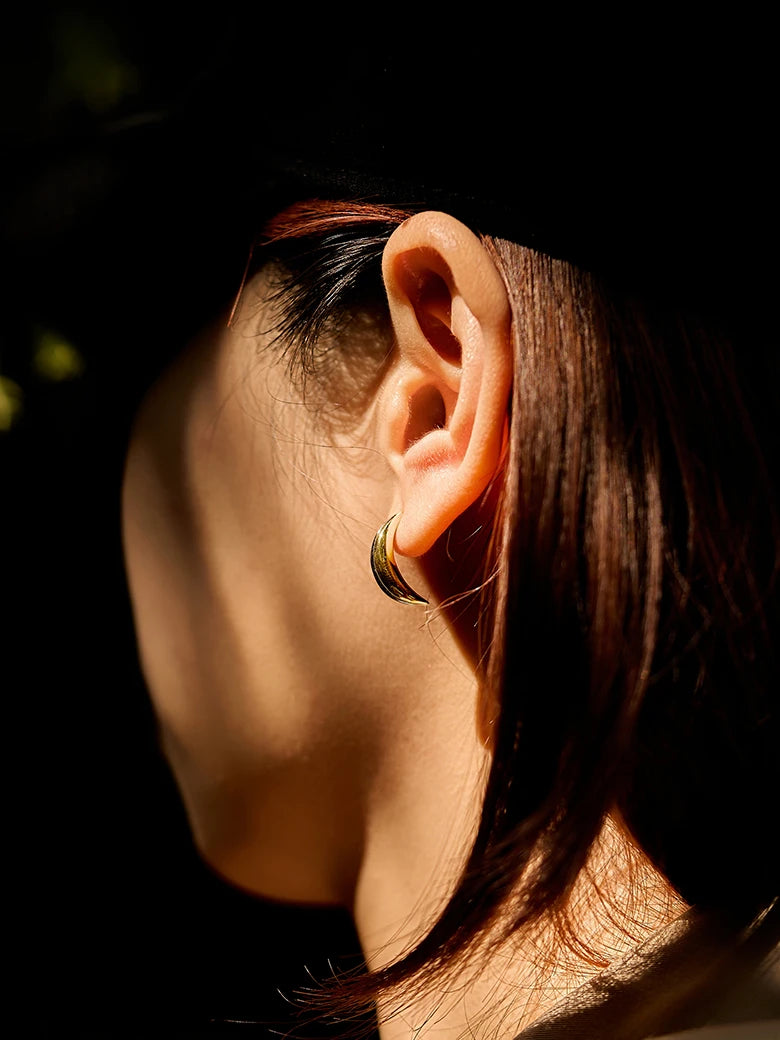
473, 238, 779, 916
256, 200, 779, 1029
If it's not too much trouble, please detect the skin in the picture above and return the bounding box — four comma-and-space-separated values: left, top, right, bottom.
122, 213, 681, 1038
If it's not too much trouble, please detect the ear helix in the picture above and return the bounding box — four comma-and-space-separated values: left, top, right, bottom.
370, 514, 428, 605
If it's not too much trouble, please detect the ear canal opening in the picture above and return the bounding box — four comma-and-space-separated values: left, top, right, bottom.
403, 385, 447, 451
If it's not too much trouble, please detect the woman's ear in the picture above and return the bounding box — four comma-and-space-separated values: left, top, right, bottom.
380, 211, 512, 557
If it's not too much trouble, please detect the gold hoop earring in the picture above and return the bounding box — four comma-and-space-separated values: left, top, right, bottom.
371, 514, 428, 605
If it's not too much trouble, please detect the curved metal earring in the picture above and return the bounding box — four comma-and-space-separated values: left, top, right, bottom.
370, 514, 428, 605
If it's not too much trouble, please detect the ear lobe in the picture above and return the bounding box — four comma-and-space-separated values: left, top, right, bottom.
380, 212, 512, 557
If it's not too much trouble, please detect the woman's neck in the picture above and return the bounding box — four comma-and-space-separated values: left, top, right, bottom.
353, 817, 685, 1040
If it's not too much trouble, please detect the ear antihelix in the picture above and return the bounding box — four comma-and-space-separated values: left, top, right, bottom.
370, 514, 428, 605
404, 266, 462, 365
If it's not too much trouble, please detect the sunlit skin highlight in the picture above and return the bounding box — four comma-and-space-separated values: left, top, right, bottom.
122, 205, 778, 1038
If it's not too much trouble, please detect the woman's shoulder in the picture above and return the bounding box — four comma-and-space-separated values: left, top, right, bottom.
654, 1026, 780, 1040
515, 903, 779, 1040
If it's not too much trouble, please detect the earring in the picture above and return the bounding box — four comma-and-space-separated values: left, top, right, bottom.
371, 514, 428, 605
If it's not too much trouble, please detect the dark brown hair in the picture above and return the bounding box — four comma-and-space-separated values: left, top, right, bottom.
255, 199, 779, 1028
